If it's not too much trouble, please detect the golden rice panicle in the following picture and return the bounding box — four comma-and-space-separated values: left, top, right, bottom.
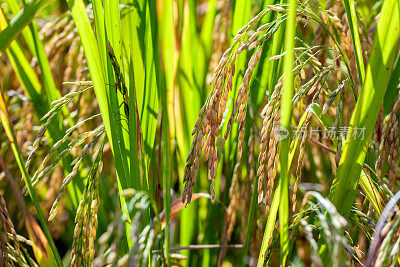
237, 47, 262, 161
257, 116, 268, 202
87, 197, 99, 264
387, 92, 400, 189
205, 80, 221, 195
257, 83, 281, 205
0, 197, 10, 265
71, 183, 100, 266
0, 195, 27, 266
376, 90, 400, 185
71, 140, 104, 266
222, 64, 240, 150
184, 62, 236, 201
257, 109, 273, 204
292, 112, 312, 212
71, 195, 85, 266
265, 109, 280, 214
248, 128, 255, 182
183, 14, 267, 202
182, 131, 202, 204
218, 68, 233, 126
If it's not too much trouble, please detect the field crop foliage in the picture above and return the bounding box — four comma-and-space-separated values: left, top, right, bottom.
0, 0, 400, 266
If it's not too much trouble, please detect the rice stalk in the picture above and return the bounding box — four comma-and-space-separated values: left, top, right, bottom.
71, 136, 105, 266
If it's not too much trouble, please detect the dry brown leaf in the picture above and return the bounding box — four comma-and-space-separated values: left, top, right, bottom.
25, 215, 56, 266
159, 193, 214, 230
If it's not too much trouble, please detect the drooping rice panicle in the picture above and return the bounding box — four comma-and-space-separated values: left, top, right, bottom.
71, 137, 105, 266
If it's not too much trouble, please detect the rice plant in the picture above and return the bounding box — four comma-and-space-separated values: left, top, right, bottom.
0, 0, 400, 266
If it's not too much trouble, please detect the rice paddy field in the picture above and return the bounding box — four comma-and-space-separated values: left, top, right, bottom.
0, 0, 400, 266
